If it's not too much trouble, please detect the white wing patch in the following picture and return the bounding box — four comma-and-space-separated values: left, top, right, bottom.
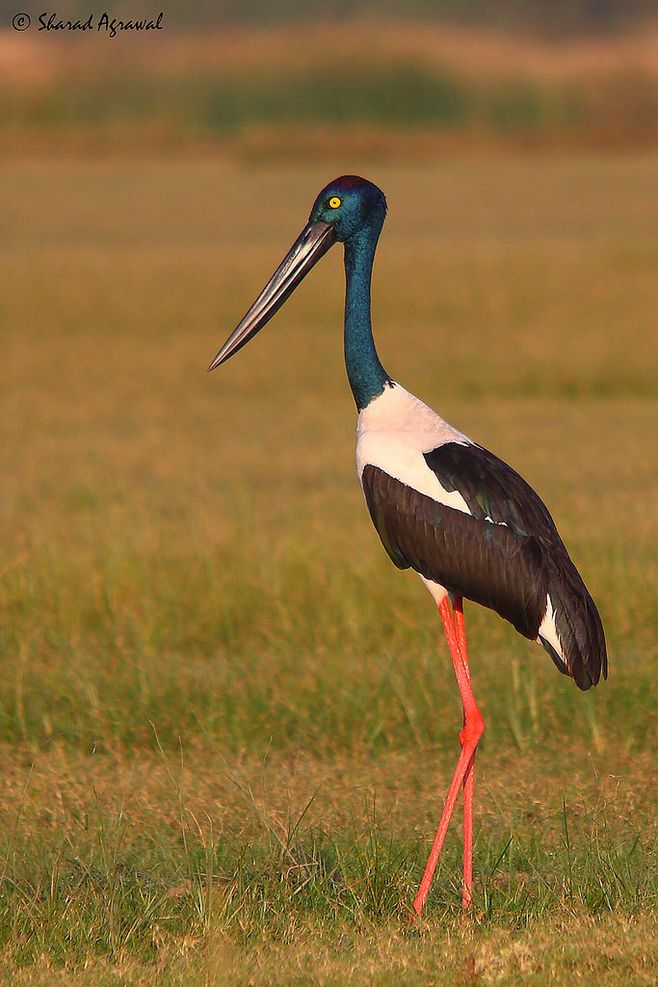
484, 514, 508, 527
537, 594, 563, 659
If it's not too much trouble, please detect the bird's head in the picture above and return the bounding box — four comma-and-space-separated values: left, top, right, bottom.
208, 176, 386, 371
308, 176, 387, 243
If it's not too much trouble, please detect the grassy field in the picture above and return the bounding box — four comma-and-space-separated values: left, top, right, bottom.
0, 153, 657, 983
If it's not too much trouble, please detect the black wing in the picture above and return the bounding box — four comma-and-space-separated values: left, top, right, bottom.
361, 442, 607, 690
424, 442, 560, 545
361, 464, 548, 640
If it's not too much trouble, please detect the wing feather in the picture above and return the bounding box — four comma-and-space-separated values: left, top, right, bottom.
361, 465, 546, 639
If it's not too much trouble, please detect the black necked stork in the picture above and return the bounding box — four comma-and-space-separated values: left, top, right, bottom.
208, 176, 607, 916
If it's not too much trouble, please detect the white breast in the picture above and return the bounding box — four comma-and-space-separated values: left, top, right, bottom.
356, 383, 473, 513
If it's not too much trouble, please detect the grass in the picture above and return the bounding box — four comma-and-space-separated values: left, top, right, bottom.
0, 153, 656, 982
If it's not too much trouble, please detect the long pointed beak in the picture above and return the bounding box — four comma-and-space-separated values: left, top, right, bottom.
208, 220, 337, 372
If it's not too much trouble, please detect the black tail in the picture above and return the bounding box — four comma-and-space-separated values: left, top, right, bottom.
543, 552, 607, 691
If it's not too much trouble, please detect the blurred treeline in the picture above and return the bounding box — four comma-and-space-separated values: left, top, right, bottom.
1, 5, 657, 153
2, 0, 658, 36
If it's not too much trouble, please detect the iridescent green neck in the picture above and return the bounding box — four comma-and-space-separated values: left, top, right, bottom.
343, 230, 390, 411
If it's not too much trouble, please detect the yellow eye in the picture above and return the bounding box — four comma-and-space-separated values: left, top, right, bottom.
328, 196, 341, 209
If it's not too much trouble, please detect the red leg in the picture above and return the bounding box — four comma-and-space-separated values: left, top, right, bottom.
462, 750, 475, 909
412, 595, 483, 917
453, 597, 475, 910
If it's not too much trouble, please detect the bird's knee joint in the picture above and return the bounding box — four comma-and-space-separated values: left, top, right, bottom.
460, 711, 484, 747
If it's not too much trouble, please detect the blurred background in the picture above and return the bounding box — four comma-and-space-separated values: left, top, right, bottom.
0, 2, 657, 978
1, 0, 658, 154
